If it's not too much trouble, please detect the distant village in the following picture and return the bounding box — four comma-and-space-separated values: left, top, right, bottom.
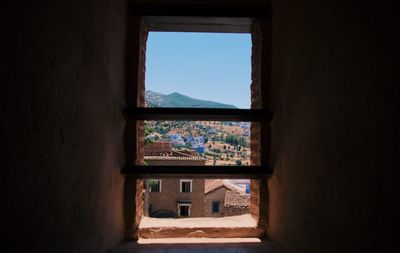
145, 120, 251, 166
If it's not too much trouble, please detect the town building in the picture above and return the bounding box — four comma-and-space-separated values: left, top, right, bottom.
144, 153, 249, 218
166, 133, 185, 147
144, 156, 207, 217
230, 179, 251, 194
144, 140, 172, 156
187, 136, 207, 154
144, 153, 251, 218
204, 179, 250, 217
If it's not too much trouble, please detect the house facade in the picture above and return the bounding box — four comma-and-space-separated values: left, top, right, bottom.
145, 156, 206, 218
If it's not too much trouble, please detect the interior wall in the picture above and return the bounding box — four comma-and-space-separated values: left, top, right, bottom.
268, 0, 398, 252
1, 0, 127, 252
2, 0, 398, 251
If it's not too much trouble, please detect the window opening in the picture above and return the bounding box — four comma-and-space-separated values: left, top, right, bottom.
141, 31, 256, 223
178, 204, 191, 217
180, 179, 192, 193
212, 201, 220, 213
124, 14, 271, 240
148, 179, 161, 192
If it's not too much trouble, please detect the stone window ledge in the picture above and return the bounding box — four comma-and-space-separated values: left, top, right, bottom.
140, 214, 257, 228
138, 214, 263, 238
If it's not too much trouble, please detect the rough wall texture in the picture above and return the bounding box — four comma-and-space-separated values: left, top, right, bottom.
268, 0, 399, 252
249, 19, 267, 231
135, 18, 148, 238
1, 0, 127, 252
2, 0, 398, 251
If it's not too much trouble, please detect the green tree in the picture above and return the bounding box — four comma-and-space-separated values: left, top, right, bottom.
213, 148, 221, 153
144, 125, 153, 137
238, 137, 248, 147
144, 138, 153, 145
225, 134, 239, 146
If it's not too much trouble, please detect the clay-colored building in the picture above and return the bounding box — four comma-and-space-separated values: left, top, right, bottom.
145, 156, 207, 217
204, 180, 249, 217
145, 160, 250, 218
145, 140, 198, 158
148, 178, 205, 217
145, 156, 249, 218
144, 140, 172, 156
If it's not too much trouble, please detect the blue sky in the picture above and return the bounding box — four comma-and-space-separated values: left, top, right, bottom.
145, 32, 251, 109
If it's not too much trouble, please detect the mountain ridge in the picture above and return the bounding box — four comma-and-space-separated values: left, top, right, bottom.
145, 90, 238, 109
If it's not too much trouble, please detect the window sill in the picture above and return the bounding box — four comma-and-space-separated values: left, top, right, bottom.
140, 214, 256, 228
138, 214, 263, 238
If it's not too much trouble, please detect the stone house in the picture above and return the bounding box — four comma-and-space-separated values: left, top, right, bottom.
145, 156, 207, 217
204, 180, 250, 217
145, 155, 249, 218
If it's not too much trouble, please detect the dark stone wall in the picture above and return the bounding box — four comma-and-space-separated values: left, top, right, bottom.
1, 0, 127, 252
268, 0, 399, 252
1, 0, 398, 252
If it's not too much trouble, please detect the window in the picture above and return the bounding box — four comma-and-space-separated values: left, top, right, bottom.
148, 179, 161, 192
124, 16, 272, 173
123, 8, 272, 239
180, 179, 192, 193
212, 201, 220, 213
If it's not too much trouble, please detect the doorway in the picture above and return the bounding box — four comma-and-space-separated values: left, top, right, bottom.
178, 204, 191, 217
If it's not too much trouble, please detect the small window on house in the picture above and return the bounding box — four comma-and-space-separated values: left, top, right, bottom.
212, 201, 220, 213
180, 179, 192, 193
149, 179, 162, 192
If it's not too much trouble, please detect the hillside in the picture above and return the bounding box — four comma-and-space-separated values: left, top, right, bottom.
145, 90, 237, 109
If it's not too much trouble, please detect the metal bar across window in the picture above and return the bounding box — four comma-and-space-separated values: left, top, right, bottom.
123, 107, 272, 122
122, 165, 271, 179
